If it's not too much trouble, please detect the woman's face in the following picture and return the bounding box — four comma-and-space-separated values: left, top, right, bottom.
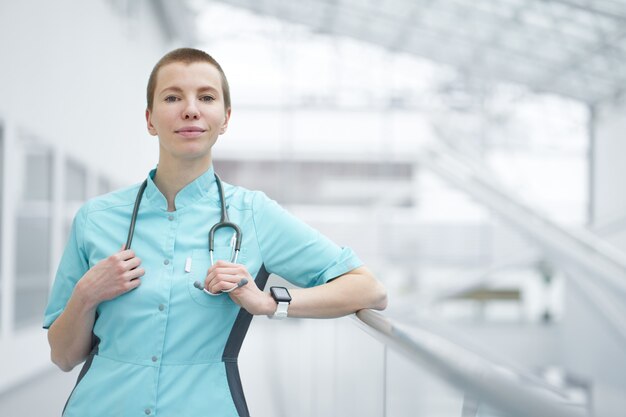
146, 61, 231, 164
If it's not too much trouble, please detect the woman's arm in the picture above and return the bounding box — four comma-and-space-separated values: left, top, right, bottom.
205, 263, 387, 318
286, 266, 387, 318
47, 249, 144, 371
47, 282, 98, 372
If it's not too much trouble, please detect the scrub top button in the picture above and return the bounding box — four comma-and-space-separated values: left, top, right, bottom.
152, 356, 158, 362
158, 304, 165, 311
168, 215, 174, 221
145, 409, 151, 415
163, 259, 170, 266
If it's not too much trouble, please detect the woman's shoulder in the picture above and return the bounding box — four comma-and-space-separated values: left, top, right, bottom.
222, 181, 276, 211
79, 182, 142, 216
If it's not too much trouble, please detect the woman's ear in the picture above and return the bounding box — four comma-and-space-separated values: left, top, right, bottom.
220, 108, 232, 134
146, 109, 158, 136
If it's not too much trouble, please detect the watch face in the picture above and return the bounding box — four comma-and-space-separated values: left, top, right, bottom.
271, 287, 292, 302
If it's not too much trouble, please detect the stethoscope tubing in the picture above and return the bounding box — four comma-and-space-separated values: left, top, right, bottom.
125, 179, 148, 250
126, 173, 245, 295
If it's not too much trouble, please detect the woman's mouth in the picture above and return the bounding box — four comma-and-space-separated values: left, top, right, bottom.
175, 127, 206, 138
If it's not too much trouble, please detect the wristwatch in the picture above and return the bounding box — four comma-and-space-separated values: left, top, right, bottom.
268, 286, 292, 319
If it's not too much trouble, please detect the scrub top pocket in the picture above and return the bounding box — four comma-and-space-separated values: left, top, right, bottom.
187, 248, 246, 308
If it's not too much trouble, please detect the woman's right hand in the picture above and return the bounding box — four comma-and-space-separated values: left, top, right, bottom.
76, 248, 145, 309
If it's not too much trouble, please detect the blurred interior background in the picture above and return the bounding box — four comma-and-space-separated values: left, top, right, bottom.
1, 1, 625, 416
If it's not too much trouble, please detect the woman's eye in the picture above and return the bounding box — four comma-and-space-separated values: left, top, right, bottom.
200, 95, 215, 102
164, 96, 179, 103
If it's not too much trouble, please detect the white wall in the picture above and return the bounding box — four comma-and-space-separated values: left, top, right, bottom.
0, 0, 169, 186
0, 0, 170, 393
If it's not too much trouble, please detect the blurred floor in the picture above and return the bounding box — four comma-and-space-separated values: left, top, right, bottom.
0, 366, 79, 417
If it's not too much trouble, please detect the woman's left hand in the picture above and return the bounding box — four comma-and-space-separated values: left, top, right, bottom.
204, 260, 275, 315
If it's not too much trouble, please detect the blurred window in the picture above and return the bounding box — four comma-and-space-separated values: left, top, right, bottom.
23, 152, 52, 201
15, 217, 50, 328
65, 158, 87, 202
15, 147, 53, 328
98, 176, 111, 196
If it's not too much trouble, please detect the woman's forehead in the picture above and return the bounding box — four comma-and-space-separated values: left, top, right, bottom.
156, 61, 222, 92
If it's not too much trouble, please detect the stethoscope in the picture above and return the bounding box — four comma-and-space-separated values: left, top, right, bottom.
125, 173, 248, 295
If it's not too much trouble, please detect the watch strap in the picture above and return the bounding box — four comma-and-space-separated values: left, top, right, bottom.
272, 301, 289, 319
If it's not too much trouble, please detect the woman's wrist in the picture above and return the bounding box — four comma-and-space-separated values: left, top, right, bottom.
73, 278, 99, 313
262, 292, 277, 316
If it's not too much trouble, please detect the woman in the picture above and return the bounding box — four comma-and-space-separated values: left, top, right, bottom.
44, 48, 387, 416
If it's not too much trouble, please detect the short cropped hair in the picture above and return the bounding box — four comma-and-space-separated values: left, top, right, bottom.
146, 48, 231, 111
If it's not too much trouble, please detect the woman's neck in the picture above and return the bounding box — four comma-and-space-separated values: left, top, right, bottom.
153, 157, 212, 212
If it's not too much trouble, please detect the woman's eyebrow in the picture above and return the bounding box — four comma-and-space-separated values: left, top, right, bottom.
159, 85, 219, 94
197, 85, 219, 94
159, 86, 183, 95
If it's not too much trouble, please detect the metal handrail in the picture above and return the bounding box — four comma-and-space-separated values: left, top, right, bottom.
355, 309, 586, 417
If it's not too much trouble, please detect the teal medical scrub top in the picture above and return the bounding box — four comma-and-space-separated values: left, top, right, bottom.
43, 166, 362, 417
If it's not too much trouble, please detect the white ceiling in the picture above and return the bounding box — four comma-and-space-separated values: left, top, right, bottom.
188, 0, 626, 105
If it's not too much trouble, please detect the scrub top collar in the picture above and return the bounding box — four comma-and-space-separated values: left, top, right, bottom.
144, 165, 218, 211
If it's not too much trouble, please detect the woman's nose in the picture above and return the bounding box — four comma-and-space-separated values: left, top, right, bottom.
183, 101, 200, 119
